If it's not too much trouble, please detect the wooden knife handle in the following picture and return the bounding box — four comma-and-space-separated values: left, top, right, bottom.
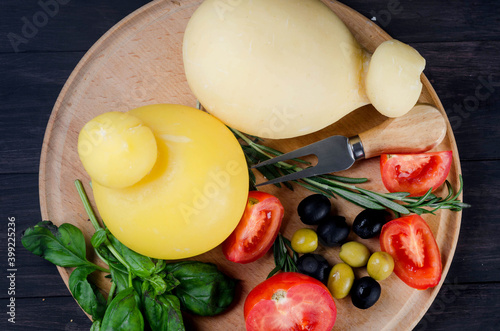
357, 104, 447, 159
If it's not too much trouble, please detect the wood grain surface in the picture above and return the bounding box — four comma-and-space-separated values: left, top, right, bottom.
37, 0, 461, 330
1, 0, 499, 331
358, 104, 447, 158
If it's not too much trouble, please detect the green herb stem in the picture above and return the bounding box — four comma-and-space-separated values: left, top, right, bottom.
75, 180, 102, 231
75, 179, 134, 286
107, 281, 117, 305
90, 263, 110, 274
104, 244, 133, 286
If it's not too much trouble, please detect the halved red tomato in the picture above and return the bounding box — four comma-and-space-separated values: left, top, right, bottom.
380, 215, 442, 290
222, 191, 284, 264
244, 272, 337, 331
380, 151, 453, 197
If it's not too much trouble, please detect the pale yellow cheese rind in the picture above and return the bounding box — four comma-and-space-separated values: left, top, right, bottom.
365, 40, 426, 117
183, 0, 370, 139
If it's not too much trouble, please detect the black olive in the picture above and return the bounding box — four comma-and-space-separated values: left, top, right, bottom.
296, 253, 330, 284
297, 194, 331, 225
352, 209, 392, 239
316, 216, 350, 246
351, 277, 381, 309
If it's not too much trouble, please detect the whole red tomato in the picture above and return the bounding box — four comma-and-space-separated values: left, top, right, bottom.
380, 151, 452, 197
244, 272, 337, 331
380, 214, 442, 290
222, 191, 284, 264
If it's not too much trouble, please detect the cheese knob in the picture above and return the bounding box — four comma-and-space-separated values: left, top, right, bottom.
78, 111, 157, 189
365, 40, 426, 117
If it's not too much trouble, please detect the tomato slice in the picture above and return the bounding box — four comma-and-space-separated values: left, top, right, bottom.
380, 151, 452, 197
222, 191, 284, 264
380, 215, 442, 290
244, 272, 337, 331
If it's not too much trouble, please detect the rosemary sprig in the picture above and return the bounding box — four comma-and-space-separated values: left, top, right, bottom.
231, 128, 470, 215
268, 234, 299, 278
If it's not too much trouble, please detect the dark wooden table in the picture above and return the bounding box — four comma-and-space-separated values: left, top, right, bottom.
1, 0, 499, 330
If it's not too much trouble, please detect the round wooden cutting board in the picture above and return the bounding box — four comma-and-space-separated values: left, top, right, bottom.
39, 0, 462, 330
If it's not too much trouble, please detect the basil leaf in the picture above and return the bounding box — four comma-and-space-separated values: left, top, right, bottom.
110, 265, 129, 293
108, 234, 155, 278
97, 245, 129, 295
101, 287, 144, 331
143, 291, 185, 331
91, 229, 108, 248
154, 259, 166, 274
163, 272, 181, 293
146, 274, 168, 298
142, 272, 180, 299
95, 245, 118, 265
132, 278, 145, 308
90, 320, 101, 331
159, 295, 184, 331
96, 245, 127, 274
165, 261, 237, 316
21, 221, 92, 268
69, 266, 107, 321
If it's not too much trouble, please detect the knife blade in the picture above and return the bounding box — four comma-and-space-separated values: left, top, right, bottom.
252, 104, 447, 186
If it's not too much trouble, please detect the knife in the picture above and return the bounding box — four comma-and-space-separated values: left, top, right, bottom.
253, 104, 447, 186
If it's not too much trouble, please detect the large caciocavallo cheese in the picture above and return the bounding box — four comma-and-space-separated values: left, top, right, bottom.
183, 0, 425, 139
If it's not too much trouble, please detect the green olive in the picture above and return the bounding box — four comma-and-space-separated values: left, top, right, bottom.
367, 251, 394, 281
291, 228, 318, 253
339, 241, 370, 267
327, 263, 355, 299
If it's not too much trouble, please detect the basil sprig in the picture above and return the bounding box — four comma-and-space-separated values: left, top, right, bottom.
21, 180, 237, 330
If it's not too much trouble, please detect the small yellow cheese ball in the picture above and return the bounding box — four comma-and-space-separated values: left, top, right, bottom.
78, 111, 157, 189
